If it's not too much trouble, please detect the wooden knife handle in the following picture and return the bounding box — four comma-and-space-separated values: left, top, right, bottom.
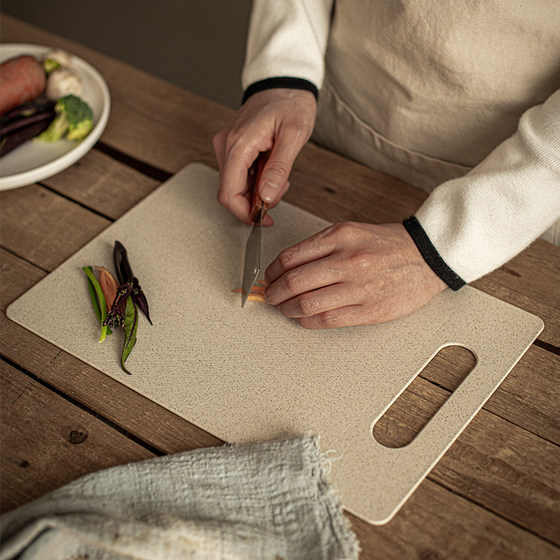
248, 153, 270, 224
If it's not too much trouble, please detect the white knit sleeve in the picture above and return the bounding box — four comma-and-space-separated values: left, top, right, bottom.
415, 88, 560, 284
241, 0, 333, 91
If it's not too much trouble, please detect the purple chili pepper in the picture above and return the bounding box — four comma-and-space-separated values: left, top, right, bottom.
113, 241, 152, 325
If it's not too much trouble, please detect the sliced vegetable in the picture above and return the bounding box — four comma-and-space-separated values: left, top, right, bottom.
233, 279, 268, 302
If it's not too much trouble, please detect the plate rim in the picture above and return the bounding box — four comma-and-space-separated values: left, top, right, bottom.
0, 43, 111, 191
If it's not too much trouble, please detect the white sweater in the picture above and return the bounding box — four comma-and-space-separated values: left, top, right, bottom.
241, 0, 560, 286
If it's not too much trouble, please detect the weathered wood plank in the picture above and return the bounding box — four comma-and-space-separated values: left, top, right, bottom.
349, 481, 560, 560
473, 240, 560, 347
0, 359, 152, 513
0, 184, 109, 271
0, 249, 46, 312
41, 149, 161, 220
432, 408, 560, 545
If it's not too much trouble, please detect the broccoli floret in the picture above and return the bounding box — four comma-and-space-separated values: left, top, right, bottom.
42, 58, 61, 74
36, 94, 93, 143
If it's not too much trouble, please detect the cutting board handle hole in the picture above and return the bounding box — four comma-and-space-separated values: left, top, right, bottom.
372, 345, 476, 448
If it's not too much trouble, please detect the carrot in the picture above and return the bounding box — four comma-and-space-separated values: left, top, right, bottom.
0, 55, 46, 116
232, 280, 269, 302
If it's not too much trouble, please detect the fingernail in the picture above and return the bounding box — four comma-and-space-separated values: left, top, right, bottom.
261, 181, 279, 203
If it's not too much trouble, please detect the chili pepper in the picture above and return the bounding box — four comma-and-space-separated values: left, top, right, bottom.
113, 240, 152, 324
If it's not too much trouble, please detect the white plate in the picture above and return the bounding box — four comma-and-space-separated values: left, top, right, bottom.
0, 43, 111, 191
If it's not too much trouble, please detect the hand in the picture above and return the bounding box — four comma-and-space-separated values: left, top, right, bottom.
264, 222, 447, 328
213, 88, 317, 226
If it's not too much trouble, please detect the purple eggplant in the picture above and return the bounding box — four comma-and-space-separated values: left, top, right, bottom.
0, 100, 56, 157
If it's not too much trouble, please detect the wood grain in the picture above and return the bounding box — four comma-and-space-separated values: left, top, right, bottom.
348, 481, 560, 560
0, 184, 109, 271
0, 360, 152, 513
41, 149, 161, 220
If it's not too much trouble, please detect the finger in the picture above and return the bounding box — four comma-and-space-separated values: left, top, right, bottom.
276, 283, 350, 318
265, 256, 341, 305
298, 305, 374, 330
265, 226, 338, 284
218, 143, 260, 224
259, 126, 305, 204
212, 131, 226, 171
261, 180, 290, 227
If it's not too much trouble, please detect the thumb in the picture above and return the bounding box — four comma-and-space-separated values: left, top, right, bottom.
258, 133, 302, 205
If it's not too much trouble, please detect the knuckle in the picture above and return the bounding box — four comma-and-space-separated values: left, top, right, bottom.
301, 311, 340, 330
282, 269, 304, 292
330, 221, 357, 241
276, 247, 298, 270
349, 251, 375, 271
282, 121, 304, 140
265, 159, 290, 181
297, 296, 320, 317
216, 189, 230, 208
317, 311, 340, 329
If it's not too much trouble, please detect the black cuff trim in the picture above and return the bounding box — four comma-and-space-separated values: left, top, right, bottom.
403, 216, 466, 291
242, 77, 318, 104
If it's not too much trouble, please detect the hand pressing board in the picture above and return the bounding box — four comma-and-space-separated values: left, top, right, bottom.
7, 163, 543, 524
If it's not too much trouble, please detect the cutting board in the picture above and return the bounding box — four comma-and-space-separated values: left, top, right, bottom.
7, 163, 543, 524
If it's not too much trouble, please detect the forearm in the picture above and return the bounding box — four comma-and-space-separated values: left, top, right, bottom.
411, 88, 560, 285
242, 0, 333, 95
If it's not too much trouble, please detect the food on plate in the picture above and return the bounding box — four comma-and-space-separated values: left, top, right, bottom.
0, 48, 95, 159
35, 94, 93, 142
0, 100, 56, 157
0, 55, 46, 116
42, 48, 73, 71
82, 241, 152, 374
45, 67, 83, 100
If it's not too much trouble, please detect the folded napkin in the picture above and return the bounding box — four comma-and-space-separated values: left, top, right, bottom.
0, 435, 359, 559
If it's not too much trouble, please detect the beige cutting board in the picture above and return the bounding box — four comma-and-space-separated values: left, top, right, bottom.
7, 163, 543, 524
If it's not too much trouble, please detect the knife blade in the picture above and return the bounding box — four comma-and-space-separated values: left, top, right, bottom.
241, 154, 269, 307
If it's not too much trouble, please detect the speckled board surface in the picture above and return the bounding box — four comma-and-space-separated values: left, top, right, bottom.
7, 163, 543, 524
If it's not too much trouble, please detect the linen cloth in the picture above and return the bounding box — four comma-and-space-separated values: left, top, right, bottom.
0, 435, 359, 560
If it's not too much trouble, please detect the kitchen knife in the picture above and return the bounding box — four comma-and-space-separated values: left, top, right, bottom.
241, 154, 269, 307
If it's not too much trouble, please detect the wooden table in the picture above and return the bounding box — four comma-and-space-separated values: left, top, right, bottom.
1, 14, 559, 559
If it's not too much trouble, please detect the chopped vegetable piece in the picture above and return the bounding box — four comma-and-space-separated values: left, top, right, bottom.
233, 279, 269, 303
35, 94, 93, 143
